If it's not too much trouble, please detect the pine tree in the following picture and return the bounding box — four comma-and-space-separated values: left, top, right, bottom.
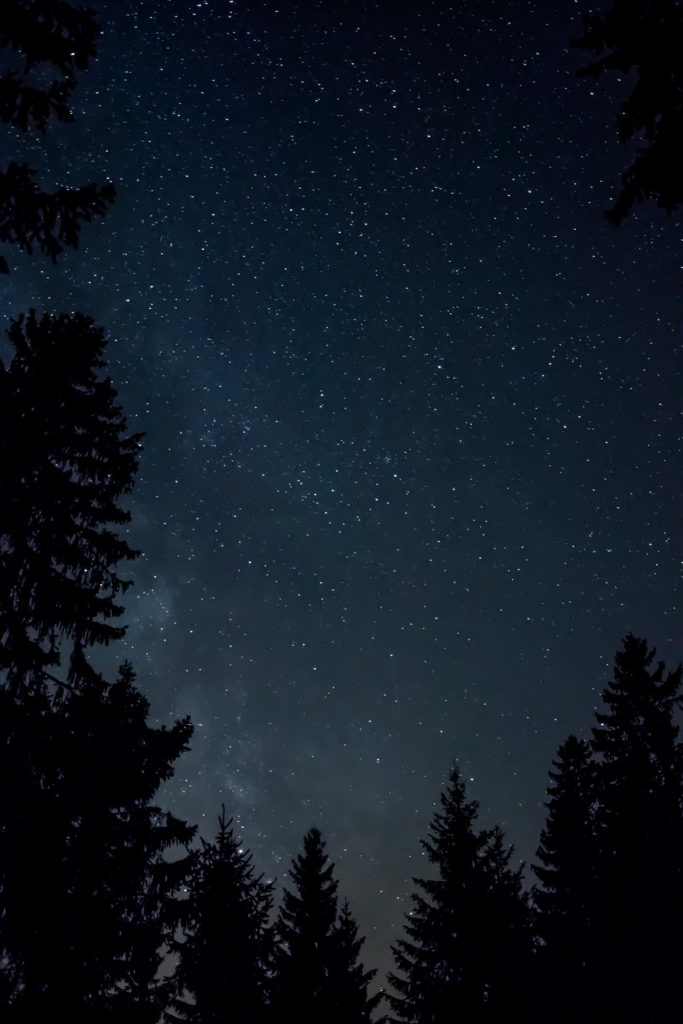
589, 633, 683, 1022
532, 735, 598, 1024
169, 808, 274, 1024
388, 766, 532, 1024
0, 0, 115, 271
272, 827, 379, 1024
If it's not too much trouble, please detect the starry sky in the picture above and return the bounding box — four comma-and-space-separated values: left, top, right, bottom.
3, 0, 683, 987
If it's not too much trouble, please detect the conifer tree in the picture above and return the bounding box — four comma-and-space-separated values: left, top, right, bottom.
589, 633, 683, 1022
388, 766, 532, 1024
0, 5, 193, 1019
272, 827, 339, 1021
272, 827, 379, 1024
0, 319, 194, 1020
329, 900, 382, 1024
533, 635, 683, 1024
532, 735, 598, 1024
169, 808, 274, 1024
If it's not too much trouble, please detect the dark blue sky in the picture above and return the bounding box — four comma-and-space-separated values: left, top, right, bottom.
3, 0, 683, 985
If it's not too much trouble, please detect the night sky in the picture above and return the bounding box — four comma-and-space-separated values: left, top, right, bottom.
3, 0, 683, 986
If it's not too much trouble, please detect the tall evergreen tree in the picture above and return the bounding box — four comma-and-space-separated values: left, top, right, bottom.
272, 826, 339, 1021
0, 317, 194, 1021
533, 635, 683, 1024
0, 4, 194, 1020
169, 807, 274, 1024
532, 735, 598, 1024
589, 633, 683, 1022
388, 766, 532, 1024
272, 827, 379, 1024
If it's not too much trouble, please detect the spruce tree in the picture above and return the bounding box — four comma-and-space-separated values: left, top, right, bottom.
388, 766, 532, 1024
0, 319, 194, 1020
533, 635, 683, 1024
532, 735, 598, 1024
169, 808, 273, 1024
590, 633, 683, 1022
329, 900, 382, 1024
272, 827, 379, 1024
272, 827, 339, 1021
0, 6, 193, 1019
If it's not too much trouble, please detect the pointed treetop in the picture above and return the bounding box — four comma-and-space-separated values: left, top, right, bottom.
388, 764, 532, 1023
592, 633, 682, 772
274, 829, 379, 1024
421, 764, 491, 877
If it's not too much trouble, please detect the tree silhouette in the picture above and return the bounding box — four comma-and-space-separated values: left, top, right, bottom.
589, 633, 683, 1022
388, 766, 532, 1024
0, 0, 115, 271
272, 827, 339, 1021
533, 635, 683, 1024
0, 310, 193, 1021
0, 310, 141, 693
532, 735, 599, 1024
328, 900, 382, 1024
272, 827, 379, 1024
0, 3, 194, 1020
169, 807, 274, 1024
573, 0, 683, 224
